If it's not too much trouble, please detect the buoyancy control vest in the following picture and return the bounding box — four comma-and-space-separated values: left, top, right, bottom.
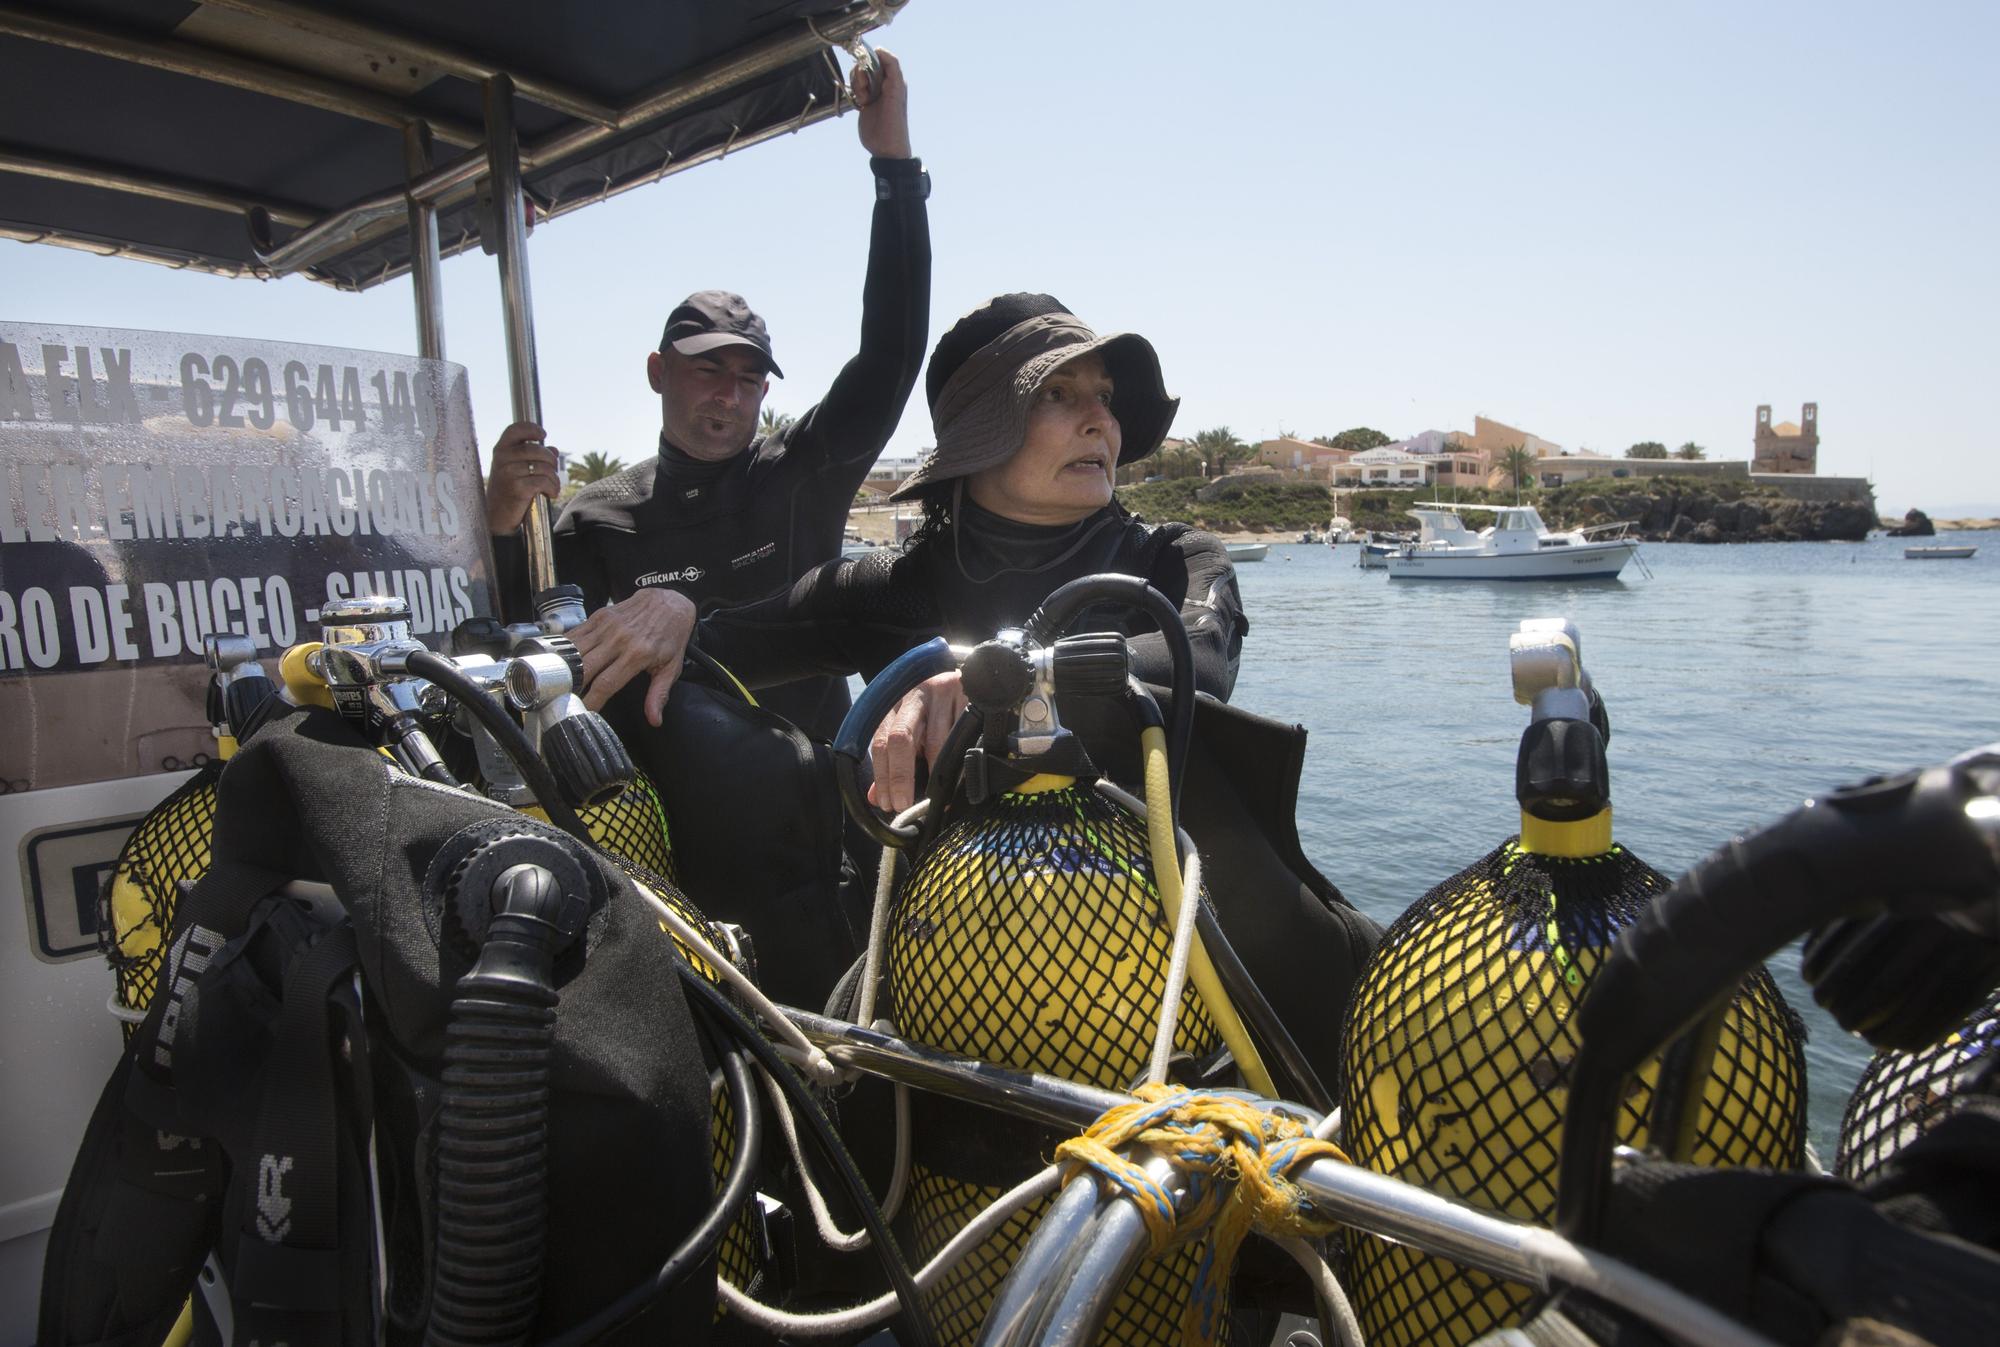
40, 701, 721, 1347
605, 668, 874, 1012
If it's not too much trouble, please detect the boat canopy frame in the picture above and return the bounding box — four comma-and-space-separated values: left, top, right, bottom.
3, 0, 906, 596
3, 0, 901, 291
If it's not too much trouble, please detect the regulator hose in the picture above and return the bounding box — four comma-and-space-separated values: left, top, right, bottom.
674, 966, 940, 1347
1140, 723, 1274, 1097
543, 1031, 760, 1345
833, 638, 959, 849
426, 860, 580, 1347
405, 649, 590, 844
1025, 574, 1196, 824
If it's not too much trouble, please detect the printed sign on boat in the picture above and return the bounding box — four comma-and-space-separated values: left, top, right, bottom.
0, 323, 494, 791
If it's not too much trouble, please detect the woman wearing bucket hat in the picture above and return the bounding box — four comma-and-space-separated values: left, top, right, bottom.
679, 292, 1247, 810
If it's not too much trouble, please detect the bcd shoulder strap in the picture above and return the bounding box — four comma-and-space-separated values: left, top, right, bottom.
39, 862, 364, 1347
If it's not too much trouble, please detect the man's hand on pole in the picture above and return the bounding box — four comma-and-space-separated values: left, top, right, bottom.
852, 47, 911, 160
569, 588, 698, 727
485, 421, 562, 533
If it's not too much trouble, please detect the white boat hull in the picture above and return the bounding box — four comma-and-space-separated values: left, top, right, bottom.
1226, 544, 1269, 563
1387, 540, 1638, 580
1905, 545, 1976, 559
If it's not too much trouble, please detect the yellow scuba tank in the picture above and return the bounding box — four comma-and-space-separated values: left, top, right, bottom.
860, 617, 1266, 1347
1339, 620, 1808, 1347
893, 777, 1225, 1346
104, 636, 270, 1033
104, 760, 223, 1035
1836, 984, 1999, 1187
109, 621, 681, 1031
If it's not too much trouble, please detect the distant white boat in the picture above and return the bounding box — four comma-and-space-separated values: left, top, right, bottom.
1225, 543, 1269, 563
1356, 536, 1401, 569
1905, 545, 1977, 559
1385, 503, 1639, 580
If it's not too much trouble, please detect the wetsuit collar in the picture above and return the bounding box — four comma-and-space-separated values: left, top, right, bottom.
951, 497, 1121, 585
654, 431, 739, 499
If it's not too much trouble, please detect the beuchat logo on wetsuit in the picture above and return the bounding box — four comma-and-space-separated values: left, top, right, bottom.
634, 566, 705, 587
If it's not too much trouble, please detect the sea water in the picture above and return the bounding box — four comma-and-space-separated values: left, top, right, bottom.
1227, 532, 1999, 1154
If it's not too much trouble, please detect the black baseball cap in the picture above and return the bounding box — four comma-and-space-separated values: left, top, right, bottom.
659, 290, 783, 377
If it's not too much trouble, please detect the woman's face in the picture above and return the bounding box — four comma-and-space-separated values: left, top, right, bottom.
965, 352, 1122, 526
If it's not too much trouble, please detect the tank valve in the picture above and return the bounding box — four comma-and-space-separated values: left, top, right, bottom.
1510, 619, 1609, 822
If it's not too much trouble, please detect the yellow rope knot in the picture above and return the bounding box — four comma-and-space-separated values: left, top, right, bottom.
1053, 1083, 1351, 1347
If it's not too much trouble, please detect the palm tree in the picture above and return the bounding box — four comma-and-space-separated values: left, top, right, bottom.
759, 407, 796, 439
566, 451, 626, 486
1499, 443, 1538, 492
1190, 426, 1250, 477
1674, 441, 1707, 461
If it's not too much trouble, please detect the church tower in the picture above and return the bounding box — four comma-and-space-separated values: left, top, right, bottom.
1752, 401, 1818, 473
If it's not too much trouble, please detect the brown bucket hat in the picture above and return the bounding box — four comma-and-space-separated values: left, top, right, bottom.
891, 294, 1179, 501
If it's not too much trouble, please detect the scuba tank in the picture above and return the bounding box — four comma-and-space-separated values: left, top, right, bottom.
1339, 618, 1808, 1347
833, 576, 1309, 1347
102, 634, 274, 1036
442, 612, 681, 884
104, 603, 683, 1027
1836, 984, 2000, 1187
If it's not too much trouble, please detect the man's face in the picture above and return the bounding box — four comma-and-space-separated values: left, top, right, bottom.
649, 345, 770, 461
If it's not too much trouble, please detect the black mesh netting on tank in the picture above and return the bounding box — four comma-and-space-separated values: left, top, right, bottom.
1836, 985, 2000, 1187
101, 759, 226, 1039
1338, 838, 1809, 1347
887, 784, 1230, 1347
576, 770, 678, 888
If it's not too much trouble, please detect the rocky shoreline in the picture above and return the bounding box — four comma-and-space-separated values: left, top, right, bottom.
1532, 479, 1884, 544
854, 482, 1997, 547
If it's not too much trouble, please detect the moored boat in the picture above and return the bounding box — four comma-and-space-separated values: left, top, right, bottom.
1357, 533, 1405, 568
1226, 542, 1269, 562
1385, 503, 1639, 580
1905, 545, 1977, 559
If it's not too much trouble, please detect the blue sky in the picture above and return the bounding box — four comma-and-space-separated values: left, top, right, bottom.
6, 0, 1996, 514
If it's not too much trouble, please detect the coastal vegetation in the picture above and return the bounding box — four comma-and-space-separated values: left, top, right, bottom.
565, 450, 626, 485
1118, 478, 1333, 533
1315, 427, 1391, 452
1344, 476, 1877, 542
1116, 474, 1879, 543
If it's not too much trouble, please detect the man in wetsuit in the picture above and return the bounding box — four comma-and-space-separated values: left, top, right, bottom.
484, 49, 929, 741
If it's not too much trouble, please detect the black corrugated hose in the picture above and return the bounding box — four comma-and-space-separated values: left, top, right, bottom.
425, 863, 572, 1347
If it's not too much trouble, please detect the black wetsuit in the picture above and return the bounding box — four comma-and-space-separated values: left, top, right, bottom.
495, 156, 931, 740
696, 499, 1248, 696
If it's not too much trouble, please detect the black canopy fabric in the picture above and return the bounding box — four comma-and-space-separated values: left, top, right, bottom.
1, 0, 883, 289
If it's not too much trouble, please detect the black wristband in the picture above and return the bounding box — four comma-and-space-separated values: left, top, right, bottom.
871, 157, 930, 201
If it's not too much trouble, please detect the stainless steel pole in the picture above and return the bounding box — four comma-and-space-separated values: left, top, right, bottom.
404, 123, 445, 362
483, 75, 580, 628
979, 1155, 1180, 1347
